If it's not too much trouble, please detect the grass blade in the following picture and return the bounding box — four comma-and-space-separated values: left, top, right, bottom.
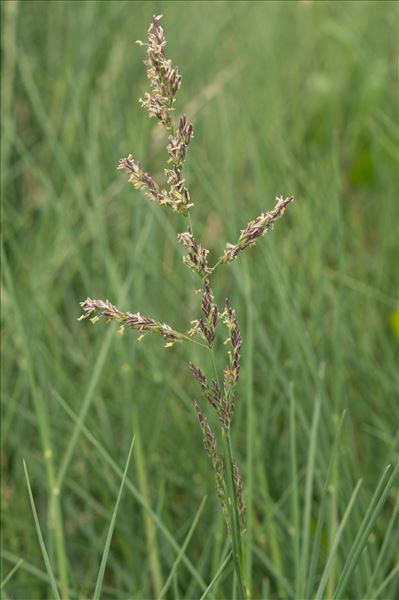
53, 390, 207, 592
160, 496, 207, 598
56, 329, 114, 491
23, 460, 61, 600
289, 385, 300, 597
298, 396, 321, 599
374, 563, 399, 599
0, 558, 24, 590
365, 483, 399, 597
93, 435, 135, 600
315, 478, 363, 600
253, 546, 294, 598
333, 463, 398, 599
1, 550, 60, 587
3, 250, 69, 598
199, 552, 232, 600
305, 409, 347, 598
131, 417, 163, 598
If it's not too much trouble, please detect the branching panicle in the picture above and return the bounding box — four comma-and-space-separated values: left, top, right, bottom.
81, 17, 295, 598
119, 16, 193, 214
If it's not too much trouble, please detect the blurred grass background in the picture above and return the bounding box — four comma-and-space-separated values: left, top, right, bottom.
1, 1, 398, 598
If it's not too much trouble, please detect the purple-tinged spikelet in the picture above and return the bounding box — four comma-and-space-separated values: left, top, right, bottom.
221, 298, 242, 427
165, 114, 194, 211
117, 155, 172, 208
233, 457, 246, 529
222, 195, 294, 263
189, 362, 219, 411
79, 298, 184, 345
178, 231, 211, 276
194, 402, 228, 523
197, 278, 219, 346
119, 16, 194, 214
138, 15, 181, 128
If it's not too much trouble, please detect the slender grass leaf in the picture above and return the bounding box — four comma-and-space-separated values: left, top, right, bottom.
93, 435, 135, 600
160, 496, 207, 598
298, 396, 321, 599
333, 463, 398, 600
305, 410, 347, 598
199, 552, 232, 600
23, 460, 61, 600
53, 390, 207, 592
315, 478, 363, 600
0, 558, 24, 590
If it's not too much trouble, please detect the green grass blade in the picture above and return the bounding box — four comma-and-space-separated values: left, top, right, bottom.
159, 496, 207, 598
289, 385, 300, 597
315, 478, 363, 600
93, 435, 135, 600
298, 396, 321, 599
253, 546, 294, 598
23, 460, 61, 600
0, 558, 24, 590
56, 272, 134, 492
3, 249, 69, 598
131, 416, 163, 598
365, 483, 399, 597
1, 550, 60, 587
333, 463, 397, 599
56, 329, 114, 491
255, 461, 284, 592
53, 390, 207, 592
305, 410, 347, 598
199, 552, 232, 600
374, 563, 399, 599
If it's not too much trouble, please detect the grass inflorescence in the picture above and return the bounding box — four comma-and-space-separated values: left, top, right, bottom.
2, 2, 398, 599
79, 15, 294, 598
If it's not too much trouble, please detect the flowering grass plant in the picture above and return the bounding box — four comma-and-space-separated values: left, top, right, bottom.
79, 15, 293, 598
3, 3, 398, 600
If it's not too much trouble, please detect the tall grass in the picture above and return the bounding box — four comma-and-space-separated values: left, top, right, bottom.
2, 1, 398, 599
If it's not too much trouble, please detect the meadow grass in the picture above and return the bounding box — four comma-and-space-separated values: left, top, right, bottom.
2, 1, 398, 599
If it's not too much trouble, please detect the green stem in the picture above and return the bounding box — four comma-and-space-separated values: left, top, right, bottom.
180, 333, 209, 349
209, 346, 246, 597
222, 428, 246, 599
187, 211, 194, 234
208, 331, 246, 597
211, 256, 225, 273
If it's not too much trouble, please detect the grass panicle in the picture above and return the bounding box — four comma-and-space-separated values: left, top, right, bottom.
79, 14, 293, 598
3, 3, 397, 599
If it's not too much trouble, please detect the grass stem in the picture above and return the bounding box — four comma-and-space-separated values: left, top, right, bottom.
222, 428, 246, 599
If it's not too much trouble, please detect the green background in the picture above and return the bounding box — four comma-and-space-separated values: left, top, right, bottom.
2, 1, 398, 598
